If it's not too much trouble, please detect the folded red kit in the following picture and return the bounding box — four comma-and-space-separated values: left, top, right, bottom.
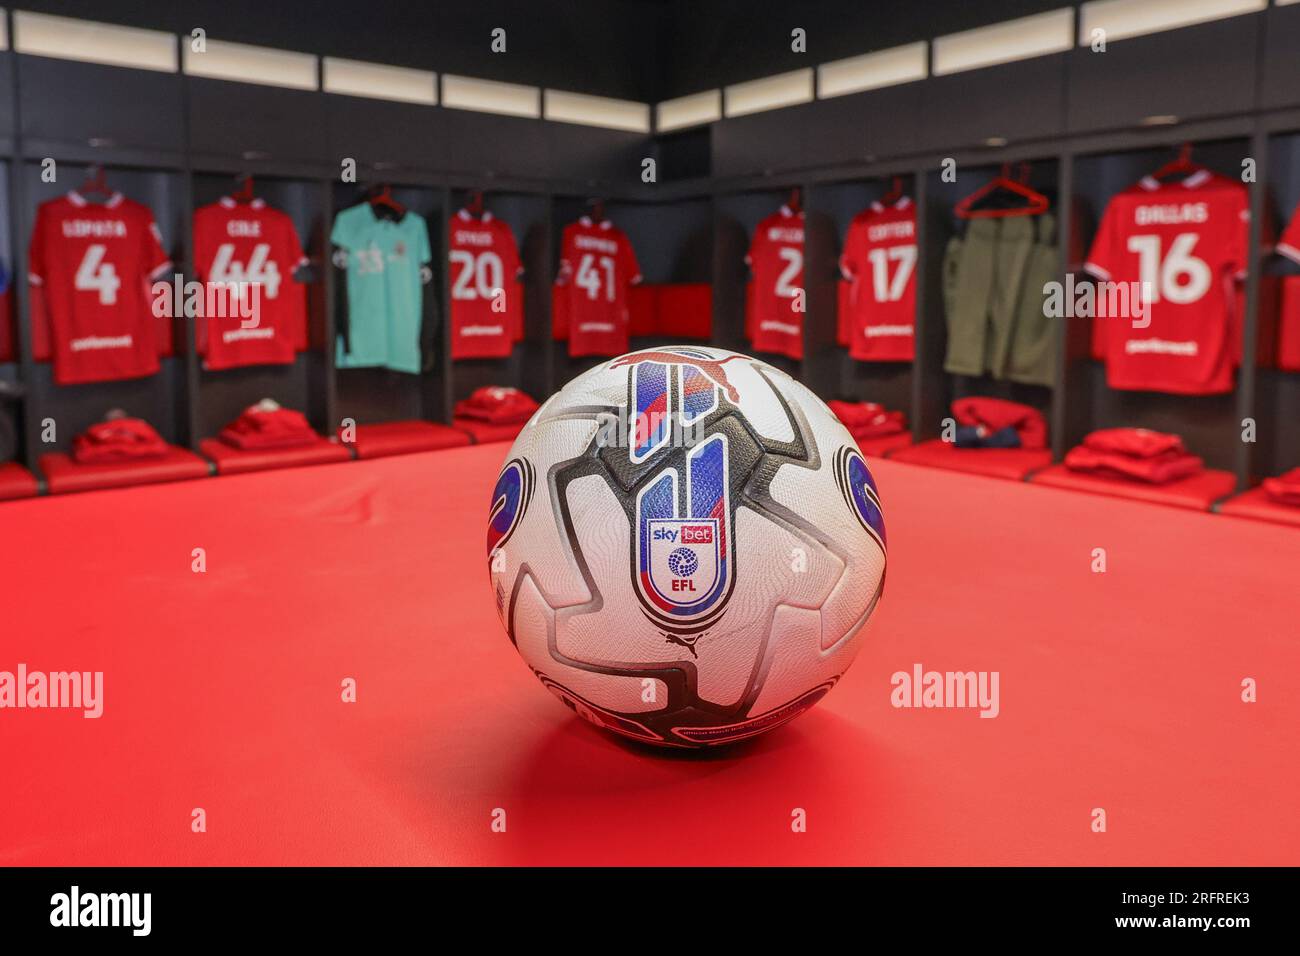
951, 397, 1047, 450
219, 404, 318, 450
1262, 468, 1300, 507
72, 417, 170, 464
455, 386, 539, 425
827, 400, 906, 438
1064, 428, 1203, 485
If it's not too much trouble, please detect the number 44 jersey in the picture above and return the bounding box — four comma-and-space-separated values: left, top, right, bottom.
194, 197, 309, 370
29, 190, 173, 384
1084, 170, 1248, 395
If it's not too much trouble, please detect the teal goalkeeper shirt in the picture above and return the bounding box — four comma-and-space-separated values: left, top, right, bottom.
332, 203, 432, 374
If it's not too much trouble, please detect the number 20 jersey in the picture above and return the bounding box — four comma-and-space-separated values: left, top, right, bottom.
1084, 171, 1247, 394
29, 191, 172, 384
194, 198, 309, 370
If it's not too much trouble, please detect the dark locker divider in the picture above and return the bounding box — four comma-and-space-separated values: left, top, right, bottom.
21, 161, 188, 454
331, 182, 448, 427
18, 55, 185, 162
1254, 129, 1300, 481
325, 95, 440, 176
804, 176, 913, 417
188, 78, 328, 169
1063, 139, 1250, 472
190, 173, 328, 439
917, 55, 1068, 152
449, 189, 551, 404
0, 51, 14, 155
713, 186, 803, 380
1261, 4, 1300, 111
1066, 16, 1260, 134
917, 158, 1060, 438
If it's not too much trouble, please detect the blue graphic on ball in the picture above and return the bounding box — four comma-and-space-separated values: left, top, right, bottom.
667, 547, 698, 577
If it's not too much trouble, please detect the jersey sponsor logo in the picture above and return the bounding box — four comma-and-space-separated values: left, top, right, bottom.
834, 446, 886, 550
1125, 337, 1198, 356
69, 334, 133, 352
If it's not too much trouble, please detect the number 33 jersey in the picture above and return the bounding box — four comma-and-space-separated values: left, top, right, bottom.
29, 190, 172, 384
1084, 171, 1248, 394
194, 197, 309, 370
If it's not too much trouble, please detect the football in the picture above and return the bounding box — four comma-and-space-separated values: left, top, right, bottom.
487, 346, 887, 748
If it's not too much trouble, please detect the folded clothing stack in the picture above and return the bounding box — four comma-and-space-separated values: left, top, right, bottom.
73, 414, 169, 463
1064, 428, 1203, 484
218, 400, 319, 450
454, 386, 539, 425
827, 400, 906, 441
951, 397, 1047, 450
1262, 468, 1300, 507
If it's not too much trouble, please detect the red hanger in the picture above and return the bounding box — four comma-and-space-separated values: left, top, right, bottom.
954, 163, 1049, 219
369, 183, 405, 214
587, 198, 607, 222
79, 164, 112, 198
466, 189, 485, 216
786, 187, 802, 214
880, 176, 905, 205
1149, 143, 1204, 182
231, 174, 255, 203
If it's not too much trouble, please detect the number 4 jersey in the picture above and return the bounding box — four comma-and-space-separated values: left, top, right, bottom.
838, 197, 916, 361
1085, 170, 1248, 394
448, 209, 524, 359
556, 216, 642, 357
193, 198, 309, 370
29, 190, 172, 384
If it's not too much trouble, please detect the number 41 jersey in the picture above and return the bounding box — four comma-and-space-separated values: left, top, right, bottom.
557, 216, 642, 357
1084, 171, 1247, 394
29, 190, 172, 384
194, 197, 309, 370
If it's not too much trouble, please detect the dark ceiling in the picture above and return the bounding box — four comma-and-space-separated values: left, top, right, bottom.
15, 0, 1075, 102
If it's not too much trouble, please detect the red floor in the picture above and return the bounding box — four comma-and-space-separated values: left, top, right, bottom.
2, 446, 1298, 866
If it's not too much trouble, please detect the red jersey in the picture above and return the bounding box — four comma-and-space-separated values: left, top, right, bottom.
449, 209, 524, 359
838, 197, 916, 361
746, 204, 804, 359
29, 190, 172, 384
194, 197, 308, 371
1084, 170, 1247, 394
556, 216, 641, 357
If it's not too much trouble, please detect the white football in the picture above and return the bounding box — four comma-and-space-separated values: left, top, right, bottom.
486, 346, 887, 748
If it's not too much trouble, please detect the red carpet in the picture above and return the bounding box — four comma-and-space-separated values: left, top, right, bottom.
2, 444, 1297, 865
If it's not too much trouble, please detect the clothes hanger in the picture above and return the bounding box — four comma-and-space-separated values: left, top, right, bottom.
880, 176, 905, 206
368, 183, 406, 218
954, 163, 1049, 219
230, 173, 256, 203
78, 164, 113, 201
1149, 143, 1205, 182
466, 190, 485, 217
785, 187, 802, 214
587, 198, 607, 223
